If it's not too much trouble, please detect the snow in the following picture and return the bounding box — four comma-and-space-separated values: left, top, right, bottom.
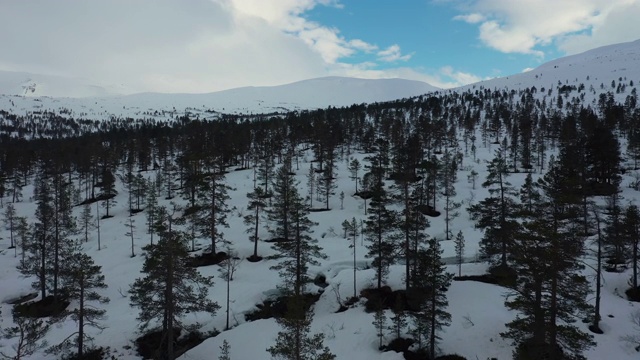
2, 39, 640, 360
1, 142, 640, 360
454, 39, 640, 102
0, 76, 439, 120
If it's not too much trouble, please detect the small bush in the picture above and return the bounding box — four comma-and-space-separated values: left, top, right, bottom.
187, 251, 228, 267
381, 337, 414, 353
245, 293, 321, 321
14, 295, 70, 318
626, 286, 640, 302
435, 355, 467, 360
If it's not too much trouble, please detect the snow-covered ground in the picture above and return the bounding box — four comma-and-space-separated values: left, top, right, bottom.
1, 140, 640, 360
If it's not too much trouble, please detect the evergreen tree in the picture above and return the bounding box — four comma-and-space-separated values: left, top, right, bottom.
388, 297, 408, 340
48, 252, 109, 359
468, 148, 520, 268
3, 203, 17, 250
79, 203, 94, 244
454, 231, 465, 276
364, 181, 400, 290
270, 168, 325, 297
622, 204, 640, 291
372, 304, 387, 349
348, 158, 361, 194
0, 310, 50, 360
125, 218, 137, 257
267, 297, 335, 360
244, 187, 267, 260
196, 166, 232, 255
219, 248, 241, 330
129, 211, 219, 360
145, 177, 159, 245
502, 160, 594, 360
411, 238, 453, 359
345, 217, 360, 299
603, 191, 626, 270
98, 166, 117, 218
19, 168, 54, 300
219, 340, 231, 360
440, 149, 461, 240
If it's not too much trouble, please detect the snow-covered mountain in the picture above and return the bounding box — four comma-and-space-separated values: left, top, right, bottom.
457, 39, 640, 94
0, 70, 128, 98
0, 75, 438, 119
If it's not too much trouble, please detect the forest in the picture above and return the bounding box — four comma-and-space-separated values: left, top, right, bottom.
1, 77, 640, 360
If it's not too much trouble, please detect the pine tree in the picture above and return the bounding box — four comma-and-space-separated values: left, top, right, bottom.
411, 238, 453, 359
348, 158, 361, 194
440, 149, 460, 240
196, 167, 232, 255
468, 148, 520, 268
267, 297, 335, 360
364, 182, 400, 290
244, 187, 267, 260
219, 248, 241, 330
372, 304, 386, 349
15, 216, 30, 263
388, 297, 408, 340
48, 252, 109, 358
129, 211, 219, 360
0, 310, 50, 360
603, 191, 625, 270
269, 168, 325, 297
346, 217, 360, 299
307, 163, 315, 208
219, 339, 231, 360
125, 218, 137, 257
4, 203, 17, 251
19, 169, 54, 300
502, 160, 594, 360
79, 203, 94, 244
454, 231, 465, 276
98, 166, 117, 218
622, 204, 640, 291
145, 177, 159, 246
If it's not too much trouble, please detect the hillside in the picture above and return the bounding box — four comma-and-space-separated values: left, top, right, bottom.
0, 70, 127, 98
0, 75, 439, 120
1, 40, 640, 360
456, 39, 640, 98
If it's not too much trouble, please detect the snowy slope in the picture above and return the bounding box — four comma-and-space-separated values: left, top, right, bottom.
0, 70, 128, 98
0, 76, 438, 119
456, 39, 640, 95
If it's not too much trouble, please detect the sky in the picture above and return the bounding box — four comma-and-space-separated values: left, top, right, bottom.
1, 0, 639, 94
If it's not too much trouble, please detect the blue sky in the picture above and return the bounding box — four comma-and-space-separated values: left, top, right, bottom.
307, 1, 554, 79
1, 0, 639, 93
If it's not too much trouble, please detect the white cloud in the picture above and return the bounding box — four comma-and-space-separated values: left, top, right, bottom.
453, 13, 485, 24
377, 45, 412, 62
0, 0, 419, 93
452, 0, 640, 57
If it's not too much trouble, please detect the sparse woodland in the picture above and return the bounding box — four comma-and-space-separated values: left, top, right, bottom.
1, 74, 640, 360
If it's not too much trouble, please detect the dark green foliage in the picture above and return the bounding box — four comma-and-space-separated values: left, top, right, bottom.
269, 164, 325, 297
195, 167, 232, 255
129, 213, 219, 360
468, 148, 520, 267
47, 252, 109, 359
364, 167, 400, 289
502, 160, 595, 360
267, 296, 335, 360
0, 309, 50, 359
410, 238, 453, 359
